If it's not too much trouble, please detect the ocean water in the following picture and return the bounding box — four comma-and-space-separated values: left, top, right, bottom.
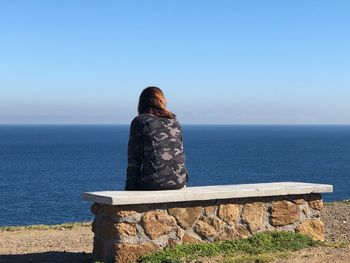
0, 125, 349, 226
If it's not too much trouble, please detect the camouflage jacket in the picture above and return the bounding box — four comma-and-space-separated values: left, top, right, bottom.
125, 113, 188, 190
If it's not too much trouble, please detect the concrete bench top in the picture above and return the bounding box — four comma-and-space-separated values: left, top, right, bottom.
82, 182, 333, 205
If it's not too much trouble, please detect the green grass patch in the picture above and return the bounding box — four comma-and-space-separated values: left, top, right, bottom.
140, 231, 322, 263
0, 221, 92, 231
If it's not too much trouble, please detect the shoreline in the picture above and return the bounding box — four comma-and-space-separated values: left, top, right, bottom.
0, 221, 92, 231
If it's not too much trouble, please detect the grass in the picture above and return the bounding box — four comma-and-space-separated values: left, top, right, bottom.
325, 199, 350, 206
140, 231, 322, 263
0, 221, 92, 231
196, 252, 290, 263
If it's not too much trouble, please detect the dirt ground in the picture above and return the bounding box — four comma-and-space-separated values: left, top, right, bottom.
0, 225, 93, 262
0, 201, 349, 263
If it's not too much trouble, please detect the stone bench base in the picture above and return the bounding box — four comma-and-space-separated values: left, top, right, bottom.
90, 193, 324, 263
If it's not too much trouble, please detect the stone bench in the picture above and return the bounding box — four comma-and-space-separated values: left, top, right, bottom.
82, 182, 333, 263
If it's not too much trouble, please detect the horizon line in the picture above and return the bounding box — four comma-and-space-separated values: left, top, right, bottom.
1, 123, 350, 126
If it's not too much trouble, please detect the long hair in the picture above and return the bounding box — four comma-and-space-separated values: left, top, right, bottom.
138, 87, 176, 119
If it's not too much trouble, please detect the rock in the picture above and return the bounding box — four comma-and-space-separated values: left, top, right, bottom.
182, 231, 202, 244
271, 200, 300, 226
204, 206, 217, 216
115, 210, 139, 218
215, 224, 250, 241
167, 238, 180, 247
204, 216, 225, 232
116, 210, 141, 223
115, 223, 136, 238
168, 206, 202, 229
215, 228, 234, 241
194, 216, 225, 239
218, 204, 240, 225
116, 210, 139, 217
176, 227, 185, 241
293, 198, 305, 204
313, 210, 321, 218
242, 202, 266, 232
235, 224, 251, 238
307, 194, 323, 211
302, 207, 308, 215
141, 210, 177, 240
308, 199, 324, 211
295, 219, 324, 241
194, 220, 217, 239
103, 206, 141, 223
114, 243, 158, 263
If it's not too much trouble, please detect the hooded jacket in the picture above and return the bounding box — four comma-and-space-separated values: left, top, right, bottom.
125, 113, 188, 190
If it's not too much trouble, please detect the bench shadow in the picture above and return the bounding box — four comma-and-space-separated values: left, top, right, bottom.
0, 251, 92, 263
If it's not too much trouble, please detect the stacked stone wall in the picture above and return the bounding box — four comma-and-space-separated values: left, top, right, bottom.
91, 193, 324, 263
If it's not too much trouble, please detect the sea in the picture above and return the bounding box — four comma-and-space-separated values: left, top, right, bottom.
0, 125, 349, 226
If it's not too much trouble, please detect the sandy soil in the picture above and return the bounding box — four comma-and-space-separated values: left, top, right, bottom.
0, 225, 93, 262
0, 201, 349, 263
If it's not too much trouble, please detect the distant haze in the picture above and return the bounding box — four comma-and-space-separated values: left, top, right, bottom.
1, 1, 350, 124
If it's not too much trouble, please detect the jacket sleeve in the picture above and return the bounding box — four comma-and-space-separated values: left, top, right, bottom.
177, 120, 189, 185
125, 117, 143, 190
177, 120, 186, 161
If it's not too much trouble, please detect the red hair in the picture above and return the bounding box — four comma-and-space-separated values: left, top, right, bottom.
138, 87, 175, 119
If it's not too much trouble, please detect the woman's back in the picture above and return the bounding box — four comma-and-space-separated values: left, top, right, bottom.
126, 113, 188, 190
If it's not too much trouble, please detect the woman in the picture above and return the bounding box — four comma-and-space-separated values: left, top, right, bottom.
125, 87, 188, 190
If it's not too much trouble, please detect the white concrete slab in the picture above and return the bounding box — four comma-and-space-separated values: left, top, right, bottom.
82, 182, 333, 205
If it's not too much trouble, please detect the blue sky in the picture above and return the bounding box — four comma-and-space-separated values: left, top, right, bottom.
1, 0, 349, 124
